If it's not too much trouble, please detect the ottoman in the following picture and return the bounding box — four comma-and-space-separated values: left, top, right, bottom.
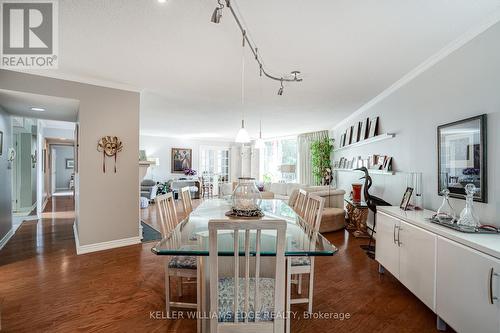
320, 207, 345, 233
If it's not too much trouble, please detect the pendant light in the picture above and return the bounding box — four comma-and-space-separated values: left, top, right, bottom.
254, 119, 265, 149
235, 38, 250, 143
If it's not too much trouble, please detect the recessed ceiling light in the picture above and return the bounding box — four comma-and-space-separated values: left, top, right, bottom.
30, 107, 45, 112
158, 0, 167, 3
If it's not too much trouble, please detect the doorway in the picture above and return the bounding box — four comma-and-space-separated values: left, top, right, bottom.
11, 117, 37, 216
49, 144, 75, 196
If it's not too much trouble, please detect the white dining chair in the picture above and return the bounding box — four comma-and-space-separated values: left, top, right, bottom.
157, 193, 201, 332
209, 219, 287, 333
293, 189, 308, 218
180, 186, 193, 215
286, 194, 325, 333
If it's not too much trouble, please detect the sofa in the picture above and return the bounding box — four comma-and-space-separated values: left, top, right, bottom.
263, 182, 302, 201
288, 186, 346, 233
140, 179, 158, 202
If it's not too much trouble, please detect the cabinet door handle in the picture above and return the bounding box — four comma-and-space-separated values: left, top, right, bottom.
489, 268, 499, 305
397, 226, 402, 246
393, 225, 398, 244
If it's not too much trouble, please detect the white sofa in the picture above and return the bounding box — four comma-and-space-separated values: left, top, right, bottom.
263, 182, 302, 202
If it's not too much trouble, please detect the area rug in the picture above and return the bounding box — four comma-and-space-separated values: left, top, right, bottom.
141, 221, 162, 243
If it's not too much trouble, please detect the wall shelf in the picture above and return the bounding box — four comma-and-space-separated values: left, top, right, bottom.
333, 133, 396, 152
333, 168, 395, 176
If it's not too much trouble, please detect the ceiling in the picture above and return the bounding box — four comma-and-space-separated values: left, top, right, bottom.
0, 89, 79, 122
24, 0, 500, 140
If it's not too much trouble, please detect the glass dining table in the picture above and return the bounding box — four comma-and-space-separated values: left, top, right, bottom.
151, 198, 338, 332
152, 198, 337, 256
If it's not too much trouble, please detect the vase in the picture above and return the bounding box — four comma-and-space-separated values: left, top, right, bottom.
232, 177, 262, 212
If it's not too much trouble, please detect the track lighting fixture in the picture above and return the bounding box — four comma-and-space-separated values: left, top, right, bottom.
211, 0, 303, 89
211, 0, 224, 24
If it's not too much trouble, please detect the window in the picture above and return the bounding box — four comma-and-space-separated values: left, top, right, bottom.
261, 137, 297, 183
200, 147, 230, 182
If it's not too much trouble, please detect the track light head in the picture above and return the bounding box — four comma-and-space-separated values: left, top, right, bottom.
211, 0, 224, 23
211, 7, 222, 23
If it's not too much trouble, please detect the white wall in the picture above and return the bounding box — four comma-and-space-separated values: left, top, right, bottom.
140, 135, 231, 181
0, 106, 12, 243
332, 22, 500, 226
0, 69, 140, 247
53, 145, 74, 190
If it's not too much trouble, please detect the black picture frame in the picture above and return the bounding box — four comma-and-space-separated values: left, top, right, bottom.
400, 187, 413, 211
359, 118, 369, 141
66, 158, 74, 169
368, 116, 379, 138
437, 114, 487, 203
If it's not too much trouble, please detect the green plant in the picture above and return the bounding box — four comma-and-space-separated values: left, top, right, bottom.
311, 137, 334, 185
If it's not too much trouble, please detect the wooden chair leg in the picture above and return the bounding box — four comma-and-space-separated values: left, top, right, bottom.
286, 259, 292, 333
177, 277, 183, 297
196, 259, 201, 333
298, 274, 302, 294
308, 259, 315, 314
165, 262, 171, 315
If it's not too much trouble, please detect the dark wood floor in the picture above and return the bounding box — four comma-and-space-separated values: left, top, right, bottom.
0, 196, 450, 332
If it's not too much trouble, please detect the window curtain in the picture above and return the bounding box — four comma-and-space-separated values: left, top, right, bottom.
297, 130, 329, 185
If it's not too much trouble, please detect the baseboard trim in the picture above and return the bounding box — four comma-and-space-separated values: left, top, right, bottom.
73, 223, 141, 255
0, 228, 14, 251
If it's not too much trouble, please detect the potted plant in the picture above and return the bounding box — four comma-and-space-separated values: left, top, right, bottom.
311, 137, 334, 185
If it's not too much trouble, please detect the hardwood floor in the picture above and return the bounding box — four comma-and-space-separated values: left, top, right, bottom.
0, 196, 451, 332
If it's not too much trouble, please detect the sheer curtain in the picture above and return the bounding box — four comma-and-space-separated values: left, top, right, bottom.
297, 130, 329, 185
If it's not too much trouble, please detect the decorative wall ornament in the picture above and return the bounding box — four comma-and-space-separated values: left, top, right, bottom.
97, 136, 123, 173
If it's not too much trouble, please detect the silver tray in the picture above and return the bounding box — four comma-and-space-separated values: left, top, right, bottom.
426, 216, 500, 234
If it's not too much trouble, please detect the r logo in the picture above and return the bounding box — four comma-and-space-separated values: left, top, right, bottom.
2, 2, 53, 54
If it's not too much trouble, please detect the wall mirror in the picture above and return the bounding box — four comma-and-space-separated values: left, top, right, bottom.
437, 114, 487, 202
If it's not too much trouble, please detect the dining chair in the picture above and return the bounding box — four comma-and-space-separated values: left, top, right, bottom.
180, 186, 193, 215
209, 219, 287, 333
157, 193, 201, 331
293, 189, 308, 218
286, 194, 325, 333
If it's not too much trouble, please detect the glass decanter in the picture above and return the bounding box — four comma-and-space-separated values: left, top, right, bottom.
232, 177, 262, 212
436, 189, 456, 223
457, 184, 480, 229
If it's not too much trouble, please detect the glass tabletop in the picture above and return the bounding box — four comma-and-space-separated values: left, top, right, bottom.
344, 197, 368, 208
151, 199, 337, 257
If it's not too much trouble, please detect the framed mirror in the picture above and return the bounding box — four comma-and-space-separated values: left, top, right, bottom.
437, 114, 487, 202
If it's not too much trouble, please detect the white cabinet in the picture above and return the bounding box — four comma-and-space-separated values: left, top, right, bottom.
399, 221, 436, 311
436, 237, 500, 333
375, 212, 400, 276
376, 212, 437, 311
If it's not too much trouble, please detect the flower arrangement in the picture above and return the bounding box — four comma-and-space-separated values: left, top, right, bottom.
462, 168, 480, 176
183, 168, 197, 176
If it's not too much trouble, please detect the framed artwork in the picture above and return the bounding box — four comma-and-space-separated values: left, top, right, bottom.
0, 131, 3, 155
66, 158, 75, 169
437, 114, 487, 202
368, 116, 379, 138
400, 187, 414, 211
171, 148, 192, 173
383, 157, 392, 172
339, 133, 345, 148
346, 126, 353, 145
352, 122, 360, 143
359, 118, 369, 141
